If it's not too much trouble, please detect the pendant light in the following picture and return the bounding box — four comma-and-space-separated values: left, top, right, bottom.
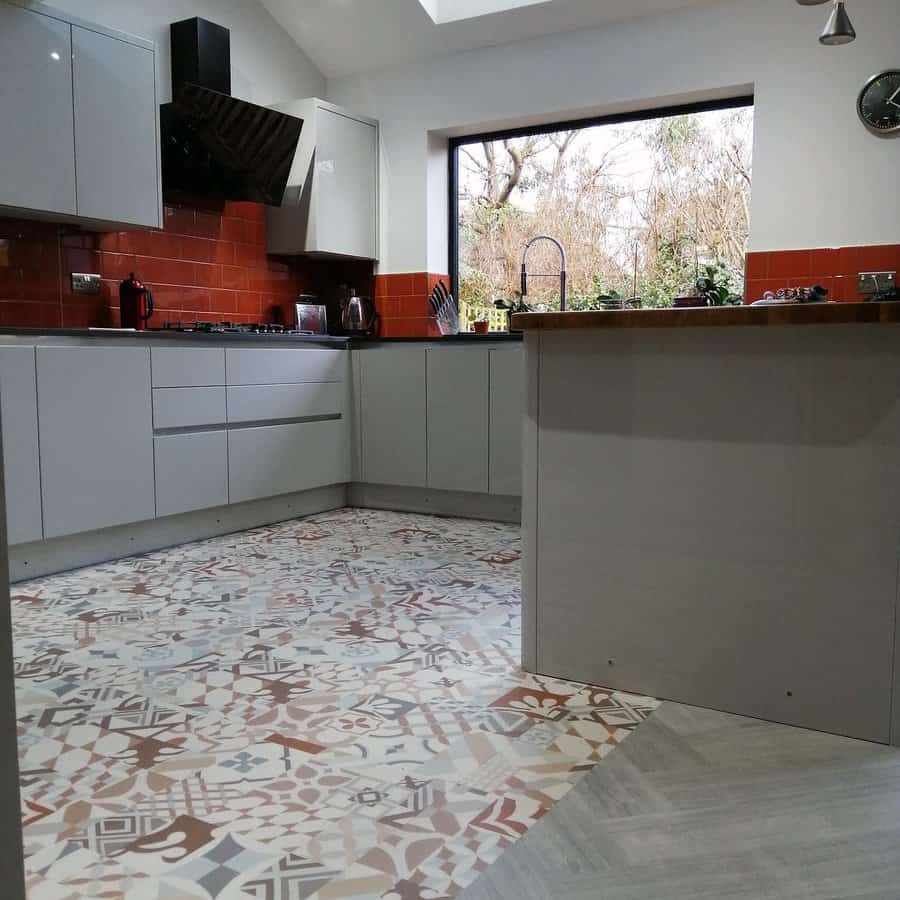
794, 0, 857, 46
820, 2, 856, 45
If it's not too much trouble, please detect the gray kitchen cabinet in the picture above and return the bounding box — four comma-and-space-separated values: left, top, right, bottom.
227, 383, 344, 424
359, 348, 427, 487
0, 3, 76, 217
155, 431, 228, 518
0, 0, 160, 228
427, 348, 489, 494
0, 347, 43, 544
37, 347, 155, 538
152, 387, 227, 430
489, 348, 524, 496
151, 348, 225, 388
226, 347, 346, 386
228, 419, 350, 504
72, 24, 160, 227
266, 99, 378, 260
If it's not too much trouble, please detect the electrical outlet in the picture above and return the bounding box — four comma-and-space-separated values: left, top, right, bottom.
71, 273, 101, 295
857, 271, 896, 295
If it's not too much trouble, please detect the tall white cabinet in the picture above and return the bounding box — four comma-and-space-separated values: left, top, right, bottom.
266, 99, 379, 260
0, 0, 161, 229
0, 3, 76, 217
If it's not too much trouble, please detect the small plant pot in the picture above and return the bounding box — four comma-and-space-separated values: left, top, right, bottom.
473, 320, 490, 335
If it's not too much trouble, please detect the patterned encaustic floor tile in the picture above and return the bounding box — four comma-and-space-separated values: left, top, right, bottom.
13, 508, 659, 899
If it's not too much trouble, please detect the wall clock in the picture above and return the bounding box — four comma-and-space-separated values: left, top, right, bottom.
857, 70, 900, 135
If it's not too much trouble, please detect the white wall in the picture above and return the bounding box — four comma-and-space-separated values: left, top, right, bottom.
41, 0, 325, 106
327, 0, 900, 274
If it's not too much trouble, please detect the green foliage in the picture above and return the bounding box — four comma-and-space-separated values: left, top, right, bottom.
696, 263, 744, 306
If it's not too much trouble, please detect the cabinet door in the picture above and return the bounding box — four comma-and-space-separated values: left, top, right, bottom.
37, 347, 155, 538
0, 5, 76, 215
72, 26, 160, 227
228, 419, 349, 504
0, 348, 43, 544
314, 109, 377, 259
489, 349, 524, 496
155, 431, 228, 518
427, 348, 489, 494
360, 349, 426, 487
226, 348, 346, 386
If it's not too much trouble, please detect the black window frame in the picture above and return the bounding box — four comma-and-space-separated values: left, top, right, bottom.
448, 94, 755, 304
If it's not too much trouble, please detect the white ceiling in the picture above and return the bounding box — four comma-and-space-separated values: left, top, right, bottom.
259, 0, 724, 80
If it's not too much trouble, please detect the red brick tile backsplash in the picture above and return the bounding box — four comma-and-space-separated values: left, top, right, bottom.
0, 202, 374, 330
374, 272, 448, 338
745, 244, 900, 304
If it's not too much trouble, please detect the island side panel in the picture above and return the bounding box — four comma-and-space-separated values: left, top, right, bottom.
521, 332, 540, 672
533, 325, 900, 744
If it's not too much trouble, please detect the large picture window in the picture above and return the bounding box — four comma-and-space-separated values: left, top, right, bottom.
449, 97, 754, 329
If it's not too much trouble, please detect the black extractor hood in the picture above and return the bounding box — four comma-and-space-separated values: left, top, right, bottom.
160, 18, 304, 207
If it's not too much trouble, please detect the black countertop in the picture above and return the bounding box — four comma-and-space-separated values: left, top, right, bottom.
0, 328, 523, 347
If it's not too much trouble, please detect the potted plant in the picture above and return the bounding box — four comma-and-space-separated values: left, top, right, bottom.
494, 294, 532, 332
673, 265, 744, 308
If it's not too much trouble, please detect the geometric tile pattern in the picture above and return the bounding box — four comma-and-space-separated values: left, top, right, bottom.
13, 508, 659, 898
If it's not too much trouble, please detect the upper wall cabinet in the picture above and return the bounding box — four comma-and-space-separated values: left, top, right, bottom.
266, 99, 379, 260
72, 25, 160, 227
0, 0, 161, 229
0, 3, 77, 217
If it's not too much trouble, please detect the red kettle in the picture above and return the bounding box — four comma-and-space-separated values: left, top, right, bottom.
119, 273, 154, 331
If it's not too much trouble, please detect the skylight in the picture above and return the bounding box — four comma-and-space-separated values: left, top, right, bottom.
418, 0, 552, 25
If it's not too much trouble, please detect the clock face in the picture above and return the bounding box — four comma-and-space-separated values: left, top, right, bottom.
858, 70, 900, 135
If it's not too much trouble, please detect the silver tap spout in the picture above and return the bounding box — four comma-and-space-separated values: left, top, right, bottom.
521, 235, 568, 312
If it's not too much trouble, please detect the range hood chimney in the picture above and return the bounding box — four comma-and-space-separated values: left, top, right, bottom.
160, 17, 303, 207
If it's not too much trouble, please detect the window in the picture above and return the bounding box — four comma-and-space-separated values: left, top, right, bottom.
449, 97, 754, 329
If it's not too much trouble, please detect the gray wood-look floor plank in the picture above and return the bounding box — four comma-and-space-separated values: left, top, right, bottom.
460, 702, 900, 900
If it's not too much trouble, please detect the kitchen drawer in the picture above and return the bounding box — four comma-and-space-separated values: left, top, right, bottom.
152, 387, 226, 430
226, 348, 345, 386
151, 347, 226, 388
154, 431, 228, 517
228, 419, 350, 504
227, 383, 345, 424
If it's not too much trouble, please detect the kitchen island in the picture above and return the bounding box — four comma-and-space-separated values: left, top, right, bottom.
513, 303, 900, 746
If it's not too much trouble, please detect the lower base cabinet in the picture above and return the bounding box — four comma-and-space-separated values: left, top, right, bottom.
228, 419, 350, 504
154, 432, 228, 518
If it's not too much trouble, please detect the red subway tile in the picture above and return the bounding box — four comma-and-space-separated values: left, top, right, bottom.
221, 218, 248, 243
96, 233, 119, 253
212, 241, 235, 266
411, 273, 428, 295
810, 248, 839, 277
182, 288, 211, 312
234, 242, 264, 269
837, 246, 861, 278
832, 276, 862, 302
194, 212, 222, 240
768, 250, 811, 280
181, 236, 215, 262
744, 252, 768, 280
193, 263, 223, 289
398, 296, 427, 318
236, 292, 261, 316
388, 274, 414, 295
221, 266, 249, 291
859, 244, 897, 272
148, 231, 183, 260
97, 252, 138, 281
209, 289, 239, 316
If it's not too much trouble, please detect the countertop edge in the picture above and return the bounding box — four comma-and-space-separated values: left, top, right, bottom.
511, 302, 900, 330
